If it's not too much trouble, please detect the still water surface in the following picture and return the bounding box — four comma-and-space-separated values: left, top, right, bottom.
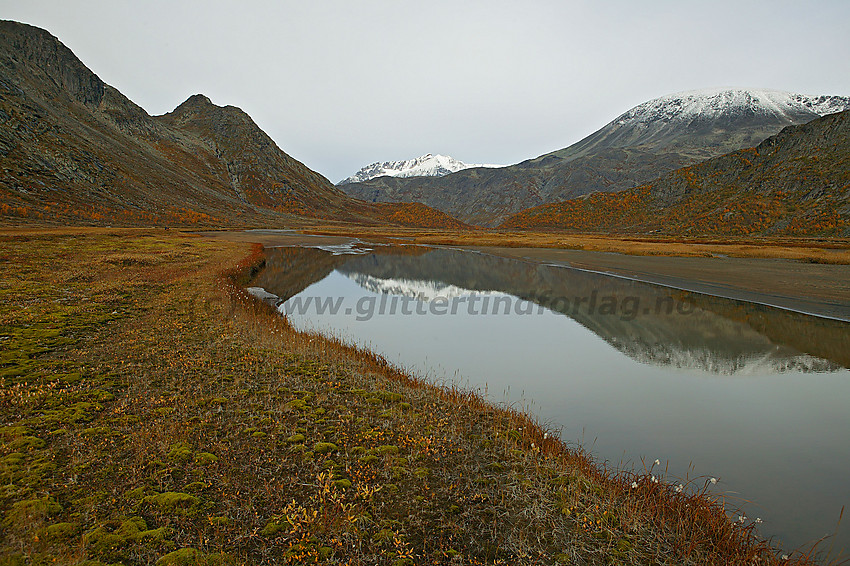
250, 244, 850, 557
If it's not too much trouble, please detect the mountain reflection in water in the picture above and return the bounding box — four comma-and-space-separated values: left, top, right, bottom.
252, 246, 848, 374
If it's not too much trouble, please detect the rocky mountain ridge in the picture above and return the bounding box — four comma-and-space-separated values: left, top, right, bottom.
0, 20, 460, 228
538, 88, 850, 164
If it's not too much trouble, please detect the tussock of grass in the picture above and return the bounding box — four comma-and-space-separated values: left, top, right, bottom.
0, 228, 830, 564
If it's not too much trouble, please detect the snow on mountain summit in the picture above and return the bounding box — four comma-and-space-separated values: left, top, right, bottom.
339, 153, 502, 184
549, 87, 850, 161
613, 88, 850, 127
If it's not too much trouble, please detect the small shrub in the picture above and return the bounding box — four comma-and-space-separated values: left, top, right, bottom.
285, 398, 308, 411
3, 497, 62, 526
8, 436, 45, 451
40, 522, 80, 541
155, 548, 201, 566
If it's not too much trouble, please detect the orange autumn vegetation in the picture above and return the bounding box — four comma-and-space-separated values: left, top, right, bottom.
0, 189, 471, 231
502, 111, 850, 237
370, 202, 471, 230
501, 182, 849, 237
0, 195, 220, 227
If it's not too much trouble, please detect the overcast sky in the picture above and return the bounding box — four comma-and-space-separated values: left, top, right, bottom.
2, 0, 849, 182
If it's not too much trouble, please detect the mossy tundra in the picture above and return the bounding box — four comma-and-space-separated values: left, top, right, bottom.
0, 228, 809, 565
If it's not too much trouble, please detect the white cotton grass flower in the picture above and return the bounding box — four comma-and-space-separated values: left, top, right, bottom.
709, 477, 717, 485
674, 484, 684, 493
651, 475, 659, 484
654, 459, 660, 466
781, 555, 789, 561
631, 481, 638, 489
755, 517, 762, 524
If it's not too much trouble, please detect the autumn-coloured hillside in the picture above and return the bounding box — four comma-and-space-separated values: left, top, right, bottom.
0, 21, 464, 230
501, 110, 850, 237
371, 202, 470, 230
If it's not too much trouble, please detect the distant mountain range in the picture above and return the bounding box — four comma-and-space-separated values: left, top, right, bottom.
2, 20, 849, 237
340, 88, 850, 226
0, 21, 460, 229
502, 109, 850, 236
339, 153, 502, 184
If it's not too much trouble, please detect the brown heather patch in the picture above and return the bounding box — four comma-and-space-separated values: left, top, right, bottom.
0, 228, 833, 565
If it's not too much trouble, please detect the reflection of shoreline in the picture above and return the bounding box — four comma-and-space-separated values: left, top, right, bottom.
349, 272, 696, 321
464, 245, 850, 322
549, 262, 850, 323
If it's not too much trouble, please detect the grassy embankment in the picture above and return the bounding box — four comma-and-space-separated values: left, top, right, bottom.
302, 226, 850, 264
0, 228, 825, 565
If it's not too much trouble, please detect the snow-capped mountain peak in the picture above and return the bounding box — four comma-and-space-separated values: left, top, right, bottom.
339, 153, 502, 184
613, 87, 850, 127
549, 87, 850, 162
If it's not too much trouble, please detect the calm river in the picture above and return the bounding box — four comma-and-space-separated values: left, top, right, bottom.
249, 243, 850, 558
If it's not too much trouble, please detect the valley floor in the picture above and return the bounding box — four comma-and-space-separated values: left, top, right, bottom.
0, 227, 828, 565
